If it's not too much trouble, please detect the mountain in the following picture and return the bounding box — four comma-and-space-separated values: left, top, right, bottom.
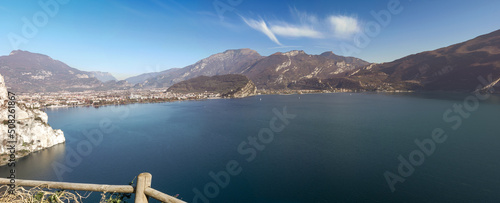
0, 49, 369, 92
89, 71, 117, 82
142, 49, 370, 89
140, 49, 264, 87
167, 74, 256, 98
241, 50, 370, 89
0, 74, 65, 166
0, 50, 103, 92
285, 29, 500, 92
345, 29, 500, 91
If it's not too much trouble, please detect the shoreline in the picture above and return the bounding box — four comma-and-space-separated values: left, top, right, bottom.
20, 88, 495, 112
36, 89, 344, 110
0, 142, 65, 167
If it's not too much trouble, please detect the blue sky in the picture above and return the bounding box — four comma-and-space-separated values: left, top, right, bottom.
1, 0, 499, 79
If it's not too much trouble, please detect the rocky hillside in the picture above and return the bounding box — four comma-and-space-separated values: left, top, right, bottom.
286, 29, 500, 92
231, 79, 258, 98
347, 29, 500, 91
0, 74, 65, 166
167, 74, 256, 98
241, 50, 369, 89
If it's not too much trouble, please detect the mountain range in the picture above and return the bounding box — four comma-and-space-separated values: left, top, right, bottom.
130, 49, 370, 90
1, 29, 499, 93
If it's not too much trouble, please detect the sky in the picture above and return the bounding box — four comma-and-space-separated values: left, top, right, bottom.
1, 0, 499, 80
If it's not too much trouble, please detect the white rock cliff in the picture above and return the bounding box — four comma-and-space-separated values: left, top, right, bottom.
0, 74, 65, 165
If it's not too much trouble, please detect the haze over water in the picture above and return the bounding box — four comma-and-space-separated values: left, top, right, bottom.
2, 93, 500, 202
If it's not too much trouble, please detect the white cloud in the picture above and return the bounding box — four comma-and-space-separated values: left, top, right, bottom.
328, 15, 361, 39
270, 25, 323, 38
241, 9, 362, 46
241, 17, 282, 46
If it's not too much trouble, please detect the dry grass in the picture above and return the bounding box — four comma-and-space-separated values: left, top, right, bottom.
0, 185, 91, 203
0, 185, 136, 203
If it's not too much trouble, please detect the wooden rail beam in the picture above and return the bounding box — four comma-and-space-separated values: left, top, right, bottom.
0, 172, 186, 203
0, 178, 134, 193
145, 187, 186, 203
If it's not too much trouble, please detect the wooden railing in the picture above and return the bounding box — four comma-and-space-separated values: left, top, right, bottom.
0, 172, 186, 203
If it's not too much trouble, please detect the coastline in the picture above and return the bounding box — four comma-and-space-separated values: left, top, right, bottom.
22, 88, 492, 112
0, 142, 65, 167
38, 89, 415, 110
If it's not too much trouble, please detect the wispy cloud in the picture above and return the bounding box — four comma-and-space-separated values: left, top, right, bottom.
241, 8, 362, 46
289, 6, 319, 25
270, 24, 323, 38
241, 17, 282, 46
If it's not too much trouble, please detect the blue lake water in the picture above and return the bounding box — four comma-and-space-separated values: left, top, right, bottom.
2, 92, 500, 202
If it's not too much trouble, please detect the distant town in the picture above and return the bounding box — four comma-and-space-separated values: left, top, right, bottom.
16, 88, 359, 109
17, 89, 217, 109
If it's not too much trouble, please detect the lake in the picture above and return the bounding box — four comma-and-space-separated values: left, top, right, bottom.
2, 92, 500, 202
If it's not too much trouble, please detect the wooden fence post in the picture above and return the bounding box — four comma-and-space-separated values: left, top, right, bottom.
135, 172, 152, 203
0, 174, 186, 203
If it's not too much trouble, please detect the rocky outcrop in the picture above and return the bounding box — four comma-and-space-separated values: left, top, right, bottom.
0, 74, 65, 166
231, 80, 257, 98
